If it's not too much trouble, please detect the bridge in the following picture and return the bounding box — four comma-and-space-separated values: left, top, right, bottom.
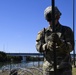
6, 53, 76, 62
6, 53, 44, 62
6, 53, 43, 56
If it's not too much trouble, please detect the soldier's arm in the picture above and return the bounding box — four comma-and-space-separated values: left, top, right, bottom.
36, 30, 46, 53
58, 27, 74, 53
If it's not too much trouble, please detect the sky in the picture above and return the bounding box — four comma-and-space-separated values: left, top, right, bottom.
0, 0, 76, 53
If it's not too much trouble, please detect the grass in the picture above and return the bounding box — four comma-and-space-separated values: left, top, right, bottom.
72, 67, 76, 75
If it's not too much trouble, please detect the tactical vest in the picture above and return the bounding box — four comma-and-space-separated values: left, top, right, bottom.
43, 24, 71, 65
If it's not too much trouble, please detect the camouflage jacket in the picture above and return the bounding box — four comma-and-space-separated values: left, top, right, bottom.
36, 22, 74, 71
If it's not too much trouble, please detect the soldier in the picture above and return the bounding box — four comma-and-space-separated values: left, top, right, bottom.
36, 6, 74, 75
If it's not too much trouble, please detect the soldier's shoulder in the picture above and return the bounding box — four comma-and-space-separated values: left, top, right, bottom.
62, 25, 72, 32
36, 29, 45, 41
38, 27, 47, 34
37, 29, 44, 34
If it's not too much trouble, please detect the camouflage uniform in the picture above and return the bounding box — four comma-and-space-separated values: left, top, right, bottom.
36, 22, 74, 75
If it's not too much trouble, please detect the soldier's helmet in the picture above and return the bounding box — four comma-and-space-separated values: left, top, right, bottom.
44, 6, 62, 21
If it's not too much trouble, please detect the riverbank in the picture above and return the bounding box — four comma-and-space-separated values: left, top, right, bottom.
72, 68, 76, 75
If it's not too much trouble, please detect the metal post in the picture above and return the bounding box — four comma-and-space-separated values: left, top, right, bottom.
73, 0, 76, 67
51, 0, 57, 75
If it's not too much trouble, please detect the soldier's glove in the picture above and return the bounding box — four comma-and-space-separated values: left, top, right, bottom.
51, 33, 61, 45
47, 41, 54, 51
42, 41, 54, 51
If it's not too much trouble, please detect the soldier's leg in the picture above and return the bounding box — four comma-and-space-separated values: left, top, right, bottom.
43, 70, 46, 75
43, 70, 54, 75
44, 71, 61, 75
43, 69, 62, 75
43, 68, 72, 75
62, 69, 72, 75
43, 61, 52, 75
44, 71, 54, 75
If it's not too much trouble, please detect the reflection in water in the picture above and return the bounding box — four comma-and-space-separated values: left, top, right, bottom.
0, 61, 43, 70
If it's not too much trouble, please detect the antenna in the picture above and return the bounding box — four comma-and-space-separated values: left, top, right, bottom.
51, 0, 57, 75
3, 44, 5, 52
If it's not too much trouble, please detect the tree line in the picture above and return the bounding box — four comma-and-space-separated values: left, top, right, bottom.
0, 51, 43, 62
0, 51, 22, 62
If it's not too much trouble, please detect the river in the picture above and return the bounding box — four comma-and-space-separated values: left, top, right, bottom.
0, 61, 43, 70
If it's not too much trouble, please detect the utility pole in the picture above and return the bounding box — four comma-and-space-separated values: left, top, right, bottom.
73, 0, 76, 67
